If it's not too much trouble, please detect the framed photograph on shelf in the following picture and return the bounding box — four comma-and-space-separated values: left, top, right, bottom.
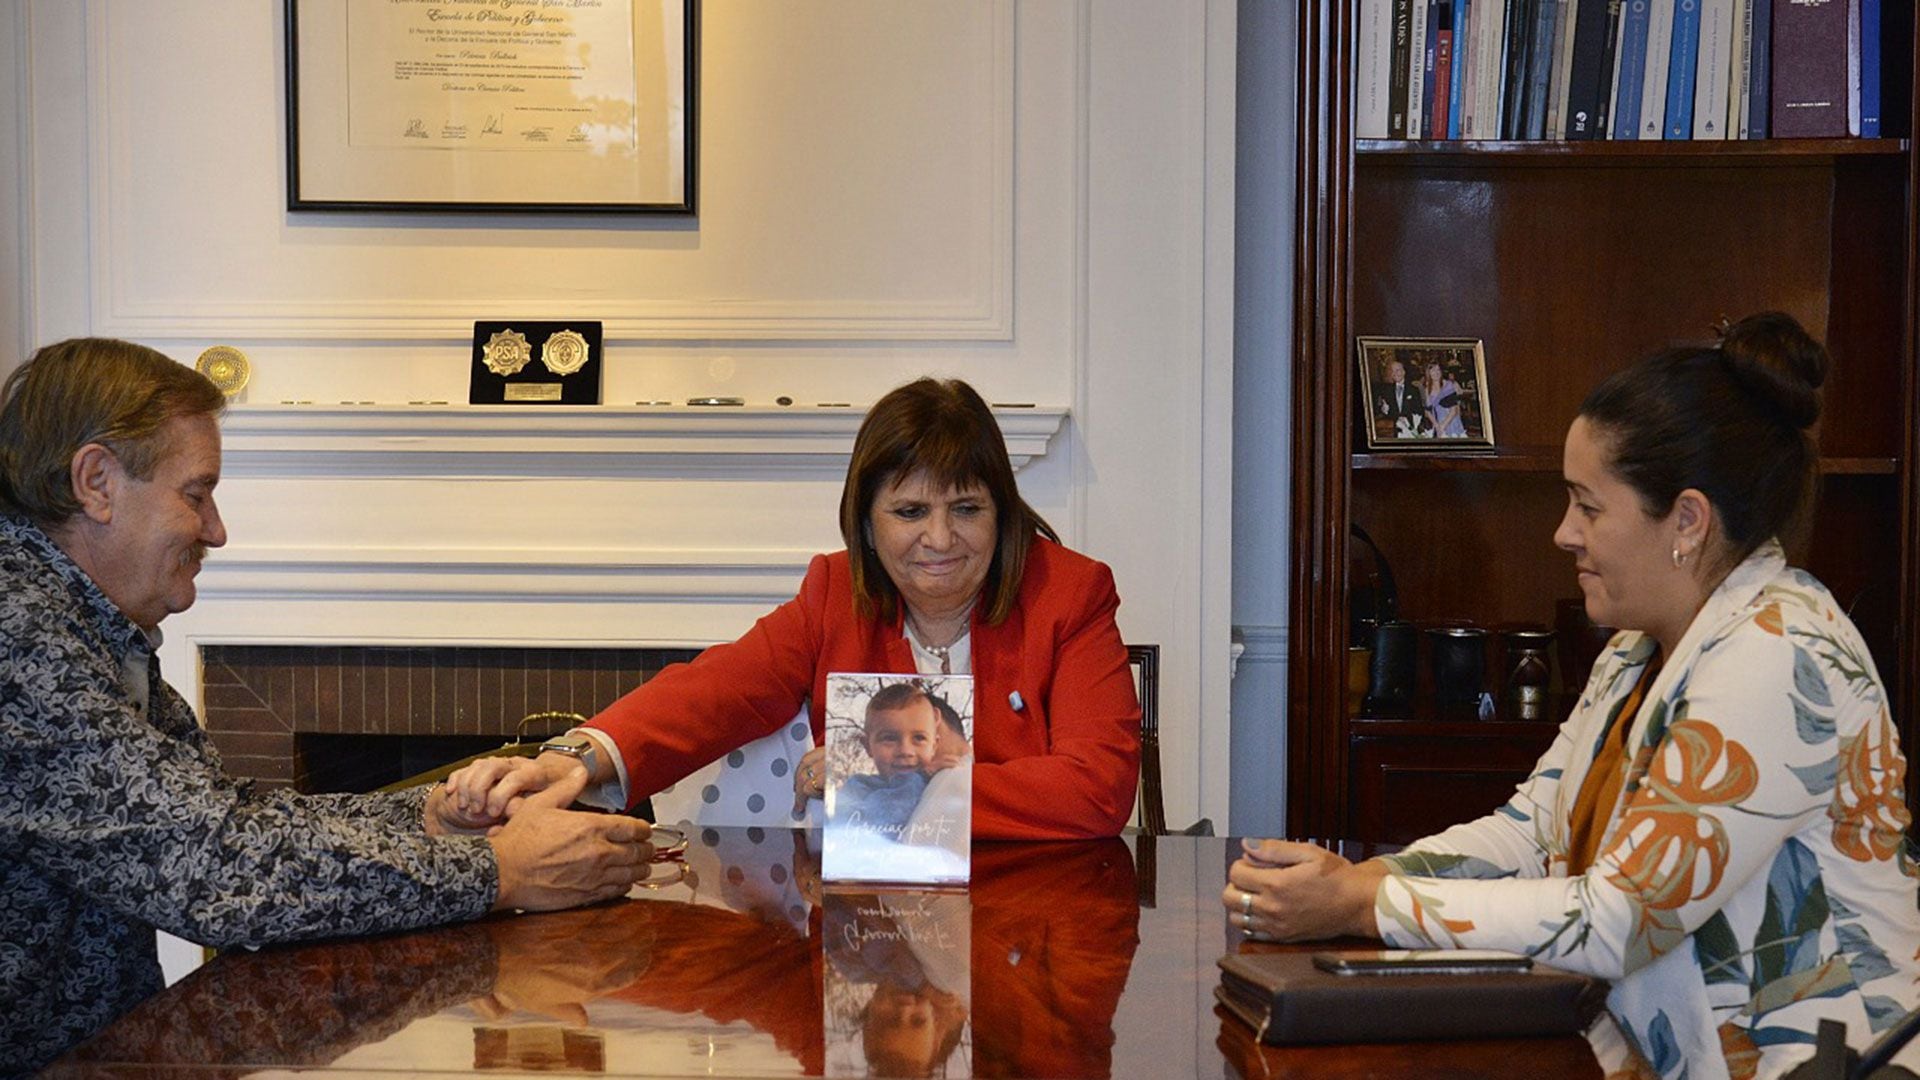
286, 0, 696, 214
1355, 337, 1494, 450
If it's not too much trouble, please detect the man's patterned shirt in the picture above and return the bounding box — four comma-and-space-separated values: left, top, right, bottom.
0, 513, 496, 1074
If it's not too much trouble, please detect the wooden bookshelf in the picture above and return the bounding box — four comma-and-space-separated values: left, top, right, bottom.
1354, 451, 1901, 473
1288, 2, 1920, 842
1356, 137, 1912, 165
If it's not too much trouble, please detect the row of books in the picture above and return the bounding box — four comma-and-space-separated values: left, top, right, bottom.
1355, 0, 1913, 142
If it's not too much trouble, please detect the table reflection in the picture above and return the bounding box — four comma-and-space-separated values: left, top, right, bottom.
824, 892, 972, 1077
55, 827, 1141, 1079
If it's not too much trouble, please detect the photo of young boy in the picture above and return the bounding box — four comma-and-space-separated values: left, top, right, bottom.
835, 682, 941, 837
822, 674, 973, 885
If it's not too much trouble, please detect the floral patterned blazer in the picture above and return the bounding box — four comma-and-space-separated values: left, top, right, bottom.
1374, 541, 1919, 1080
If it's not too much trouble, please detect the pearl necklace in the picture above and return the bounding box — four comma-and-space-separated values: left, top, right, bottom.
907, 601, 975, 676
923, 641, 954, 675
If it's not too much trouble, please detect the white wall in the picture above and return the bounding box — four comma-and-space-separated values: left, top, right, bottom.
6, 0, 1236, 830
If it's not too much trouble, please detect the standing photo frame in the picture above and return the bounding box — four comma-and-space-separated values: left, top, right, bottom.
286, 0, 696, 214
1355, 337, 1495, 450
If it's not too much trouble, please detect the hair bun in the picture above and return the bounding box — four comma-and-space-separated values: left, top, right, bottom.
1717, 311, 1828, 431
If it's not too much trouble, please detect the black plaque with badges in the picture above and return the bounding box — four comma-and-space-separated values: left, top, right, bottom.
468, 321, 604, 405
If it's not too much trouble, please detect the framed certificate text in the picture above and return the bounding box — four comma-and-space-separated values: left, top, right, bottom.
286, 0, 696, 213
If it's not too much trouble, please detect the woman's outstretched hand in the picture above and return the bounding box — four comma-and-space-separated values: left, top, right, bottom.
443, 752, 587, 826
1221, 839, 1390, 942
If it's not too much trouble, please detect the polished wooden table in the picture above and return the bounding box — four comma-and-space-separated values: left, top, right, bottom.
49, 829, 1601, 1078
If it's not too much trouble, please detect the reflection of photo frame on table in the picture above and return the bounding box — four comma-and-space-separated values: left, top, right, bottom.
1355, 337, 1495, 451
286, 0, 696, 213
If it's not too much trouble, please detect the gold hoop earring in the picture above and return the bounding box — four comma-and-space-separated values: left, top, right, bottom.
1671, 546, 1686, 569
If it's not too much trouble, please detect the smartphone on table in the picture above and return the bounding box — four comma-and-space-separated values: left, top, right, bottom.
1311, 949, 1533, 976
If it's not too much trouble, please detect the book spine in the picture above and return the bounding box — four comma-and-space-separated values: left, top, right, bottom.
1597, 0, 1628, 134
1850, 0, 1866, 134
1879, 0, 1912, 137
1858, 0, 1878, 135
1693, 0, 1736, 137
1551, 0, 1583, 135
1525, 0, 1559, 135
1747, 0, 1771, 135
1665, 0, 1701, 137
1595, 0, 1625, 133
1418, 0, 1439, 136
1567, 0, 1620, 136
1475, 0, 1510, 136
1391, 0, 1415, 136
1451, 0, 1471, 136
1358, 0, 1393, 137
1503, 0, 1533, 136
1459, 0, 1474, 134
1771, 0, 1851, 136
1612, 0, 1653, 137
1408, 0, 1431, 137
1545, 0, 1570, 134
1434, 7, 1456, 138
1733, 0, 1754, 136
1640, 0, 1676, 137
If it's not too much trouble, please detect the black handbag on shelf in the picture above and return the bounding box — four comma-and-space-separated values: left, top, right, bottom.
1350, 525, 1416, 712
1348, 524, 1399, 648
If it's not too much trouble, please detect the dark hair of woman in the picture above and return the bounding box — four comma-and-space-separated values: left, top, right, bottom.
1578, 311, 1829, 569
839, 377, 1058, 626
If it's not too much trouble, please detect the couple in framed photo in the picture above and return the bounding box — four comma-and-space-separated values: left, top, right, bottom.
1358, 337, 1494, 449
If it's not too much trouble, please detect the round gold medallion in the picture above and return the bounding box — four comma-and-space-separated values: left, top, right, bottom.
195, 346, 251, 396
539, 329, 590, 376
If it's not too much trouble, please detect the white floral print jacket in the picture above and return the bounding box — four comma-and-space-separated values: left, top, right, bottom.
1375, 541, 1919, 1080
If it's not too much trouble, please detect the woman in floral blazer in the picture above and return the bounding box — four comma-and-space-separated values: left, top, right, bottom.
1228, 313, 1919, 1080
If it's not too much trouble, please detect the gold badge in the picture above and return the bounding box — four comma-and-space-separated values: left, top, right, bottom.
482, 329, 533, 376
539, 329, 590, 376
195, 346, 251, 396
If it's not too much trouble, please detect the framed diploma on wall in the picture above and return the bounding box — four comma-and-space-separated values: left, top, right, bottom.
286, 0, 696, 214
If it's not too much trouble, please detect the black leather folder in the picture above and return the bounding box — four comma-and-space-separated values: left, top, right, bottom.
1215, 950, 1609, 1045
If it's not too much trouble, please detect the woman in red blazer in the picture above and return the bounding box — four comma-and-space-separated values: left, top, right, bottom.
448, 378, 1141, 841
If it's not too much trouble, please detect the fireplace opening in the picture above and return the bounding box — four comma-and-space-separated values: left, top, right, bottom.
295, 733, 529, 794
200, 644, 700, 793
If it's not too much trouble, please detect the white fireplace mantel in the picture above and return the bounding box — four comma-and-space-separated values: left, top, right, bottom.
218, 404, 1070, 478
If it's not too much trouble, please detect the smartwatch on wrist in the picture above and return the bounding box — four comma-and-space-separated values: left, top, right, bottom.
539, 733, 600, 777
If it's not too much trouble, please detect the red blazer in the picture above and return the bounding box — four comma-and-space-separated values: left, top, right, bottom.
586, 538, 1142, 840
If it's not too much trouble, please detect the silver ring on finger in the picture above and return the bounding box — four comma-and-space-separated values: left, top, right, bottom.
1240, 889, 1255, 916
1240, 910, 1254, 930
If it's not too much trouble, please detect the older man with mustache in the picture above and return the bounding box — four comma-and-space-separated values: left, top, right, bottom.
0, 338, 657, 1075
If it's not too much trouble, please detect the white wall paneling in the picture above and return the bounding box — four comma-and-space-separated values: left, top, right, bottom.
87, 3, 1014, 342
16, 0, 1237, 836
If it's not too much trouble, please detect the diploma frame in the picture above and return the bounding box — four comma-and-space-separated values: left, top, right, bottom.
285, 0, 697, 214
